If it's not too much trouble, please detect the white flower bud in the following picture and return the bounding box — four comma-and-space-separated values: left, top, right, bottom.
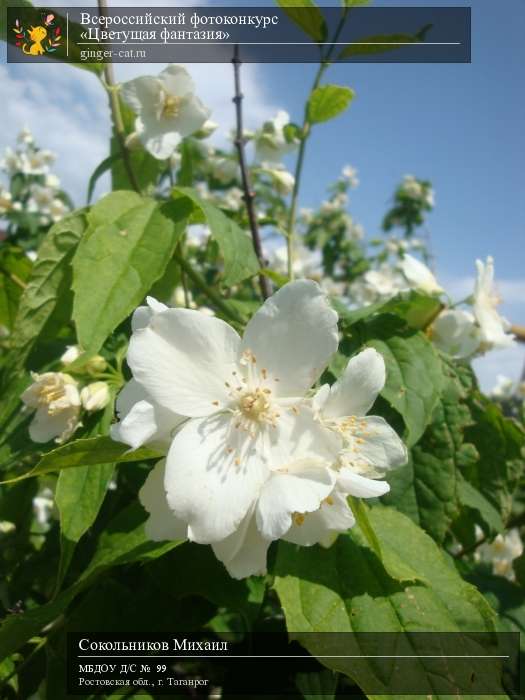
61, 345, 81, 365
81, 382, 111, 412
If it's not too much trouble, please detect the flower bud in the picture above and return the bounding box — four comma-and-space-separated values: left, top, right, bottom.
85, 354, 107, 375
61, 345, 81, 365
81, 382, 111, 412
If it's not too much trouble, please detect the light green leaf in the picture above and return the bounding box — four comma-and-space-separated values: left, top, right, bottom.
338, 25, 432, 59
72, 193, 190, 352
276, 0, 327, 43
0, 436, 162, 484
173, 187, 260, 286
0, 246, 32, 330
308, 85, 355, 124
335, 290, 443, 333
0, 502, 179, 660
274, 506, 499, 696
5, 211, 86, 370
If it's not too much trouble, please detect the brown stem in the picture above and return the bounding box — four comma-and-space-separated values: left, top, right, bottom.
232, 44, 271, 300
97, 0, 141, 194
510, 324, 525, 344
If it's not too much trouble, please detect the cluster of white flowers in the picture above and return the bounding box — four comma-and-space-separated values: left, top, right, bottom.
431, 257, 515, 358
475, 526, 523, 581
0, 129, 68, 226
121, 65, 211, 160
254, 110, 298, 166
270, 243, 321, 279
400, 174, 435, 208
111, 281, 407, 578
21, 346, 111, 444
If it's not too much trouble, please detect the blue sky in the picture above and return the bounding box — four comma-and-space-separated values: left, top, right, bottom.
1, 0, 523, 389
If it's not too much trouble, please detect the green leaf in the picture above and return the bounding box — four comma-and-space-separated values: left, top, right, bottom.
4, 211, 86, 370
86, 152, 122, 204
273, 506, 499, 695
0, 502, 179, 660
308, 85, 355, 124
110, 136, 164, 193
173, 187, 260, 286
276, 0, 327, 43
146, 543, 266, 626
463, 396, 525, 522
0, 436, 162, 484
335, 290, 442, 331
383, 359, 479, 542
295, 669, 338, 699
55, 400, 116, 590
338, 25, 432, 59
0, 246, 32, 330
72, 193, 190, 352
456, 476, 504, 535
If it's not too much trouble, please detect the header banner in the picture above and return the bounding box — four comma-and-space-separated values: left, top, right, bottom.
6, 6, 471, 64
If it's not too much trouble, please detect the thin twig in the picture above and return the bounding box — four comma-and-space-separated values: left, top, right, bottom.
232, 44, 271, 300
97, 0, 141, 194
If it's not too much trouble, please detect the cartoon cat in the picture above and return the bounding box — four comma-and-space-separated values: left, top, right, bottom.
23, 25, 47, 56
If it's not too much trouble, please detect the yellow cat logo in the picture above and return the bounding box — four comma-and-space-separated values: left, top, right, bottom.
23, 26, 47, 56
12, 14, 62, 57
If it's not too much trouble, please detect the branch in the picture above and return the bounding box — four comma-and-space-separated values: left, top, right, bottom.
97, 0, 141, 194
232, 44, 271, 300
511, 324, 525, 344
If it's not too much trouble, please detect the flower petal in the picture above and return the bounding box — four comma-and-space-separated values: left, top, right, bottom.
284, 489, 355, 546
320, 348, 385, 419
139, 460, 187, 541
173, 95, 211, 138
165, 414, 269, 543
256, 459, 336, 540
240, 280, 338, 397
127, 308, 241, 417
212, 508, 270, 579
131, 297, 168, 332
158, 64, 195, 98
337, 468, 390, 498
121, 76, 161, 117
110, 379, 183, 451
343, 415, 407, 472
29, 405, 79, 444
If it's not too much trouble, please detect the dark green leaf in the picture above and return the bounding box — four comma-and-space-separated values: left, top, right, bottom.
276, 0, 327, 43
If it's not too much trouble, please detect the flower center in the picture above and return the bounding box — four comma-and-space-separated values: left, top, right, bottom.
161, 94, 183, 119
239, 388, 272, 422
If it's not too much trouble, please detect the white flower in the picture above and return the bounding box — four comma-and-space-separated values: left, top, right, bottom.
259, 164, 295, 196
195, 119, 218, 138
473, 257, 514, 351
350, 264, 406, 305
430, 309, 480, 359
209, 157, 238, 184
0, 188, 12, 215
19, 149, 55, 175
125, 283, 406, 578
476, 528, 523, 581
22, 372, 81, 444
222, 186, 244, 211
61, 345, 81, 365
128, 282, 340, 545
400, 254, 443, 295
81, 382, 111, 412
341, 165, 359, 188
0, 147, 22, 174
401, 174, 424, 200
32, 487, 54, 526
254, 110, 298, 165
312, 348, 407, 483
17, 127, 34, 145
121, 65, 211, 160
45, 173, 60, 189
